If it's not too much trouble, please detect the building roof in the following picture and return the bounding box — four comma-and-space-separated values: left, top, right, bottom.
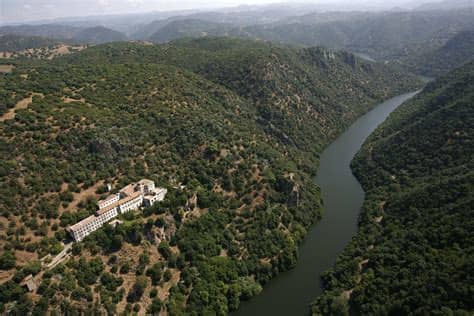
120, 183, 136, 196
119, 191, 143, 204
96, 203, 119, 215
68, 215, 97, 232
138, 179, 154, 186
146, 187, 167, 195
97, 190, 142, 215
21, 275, 38, 292
98, 193, 119, 204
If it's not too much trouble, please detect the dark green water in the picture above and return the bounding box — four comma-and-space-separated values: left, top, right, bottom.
234, 92, 419, 316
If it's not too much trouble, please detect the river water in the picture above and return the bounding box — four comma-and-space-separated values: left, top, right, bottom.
234, 91, 419, 316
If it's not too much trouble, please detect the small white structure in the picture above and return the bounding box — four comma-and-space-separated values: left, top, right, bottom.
21, 275, 38, 293
109, 219, 123, 228
144, 188, 167, 207
68, 179, 167, 242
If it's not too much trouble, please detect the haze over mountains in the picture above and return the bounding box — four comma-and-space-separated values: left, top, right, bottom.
1, 1, 473, 75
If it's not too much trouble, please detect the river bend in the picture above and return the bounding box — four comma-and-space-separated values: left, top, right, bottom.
235, 92, 419, 316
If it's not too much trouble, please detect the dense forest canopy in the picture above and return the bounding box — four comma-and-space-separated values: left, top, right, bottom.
0, 38, 420, 314
312, 62, 474, 315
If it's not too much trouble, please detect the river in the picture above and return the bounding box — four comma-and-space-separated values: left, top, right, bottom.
234, 91, 419, 316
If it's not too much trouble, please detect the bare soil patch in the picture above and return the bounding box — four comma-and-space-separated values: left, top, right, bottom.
0, 52, 13, 58
0, 64, 14, 73
62, 96, 86, 104
0, 92, 43, 122
63, 181, 104, 212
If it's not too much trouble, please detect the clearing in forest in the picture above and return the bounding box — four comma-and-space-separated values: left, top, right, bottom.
0, 64, 14, 73
0, 93, 42, 121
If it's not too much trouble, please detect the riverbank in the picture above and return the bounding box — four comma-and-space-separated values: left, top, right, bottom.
313, 63, 474, 315
234, 91, 419, 316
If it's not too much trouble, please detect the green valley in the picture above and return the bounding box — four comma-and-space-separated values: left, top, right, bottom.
0, 38, 420, 315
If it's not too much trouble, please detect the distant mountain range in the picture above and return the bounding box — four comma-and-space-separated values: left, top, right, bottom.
0, 24, 128, 44
0, 34, 59, 52
147, 19, 234, 43
1, 5, 473, 76
396, 30, 474, 76
72, 26, 127, 44
415, 0, 474, 11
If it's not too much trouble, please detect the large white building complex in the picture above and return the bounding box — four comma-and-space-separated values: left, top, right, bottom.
68, 179, 167, 242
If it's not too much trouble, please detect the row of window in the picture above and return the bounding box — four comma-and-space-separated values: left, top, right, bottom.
72, 194, 155, 241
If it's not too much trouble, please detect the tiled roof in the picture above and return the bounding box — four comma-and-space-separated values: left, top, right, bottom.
97, 191, 142, 215
98, 193, 118, 204
138, 179, 154, 185
120, 184, 136, 196
69, 215, 97, 231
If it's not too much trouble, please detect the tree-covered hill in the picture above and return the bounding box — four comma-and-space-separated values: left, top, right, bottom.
2, 9, 473, 76
0, 24, 81, 41
72, 26, 128, 44
62, 38, 421, 165
0, 38, 420, 315
396, 30, 474, 77
0, 34, 87, 60
148, 19, 234, 43
134, 10, 473, 65
0, 24, 128, 45
134, 10, 474, 77
312, 62, 473, 315
0, 34, 60, 52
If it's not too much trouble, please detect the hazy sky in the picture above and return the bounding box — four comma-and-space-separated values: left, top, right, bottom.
0, 0, 430, 24
1, 0, 276, 23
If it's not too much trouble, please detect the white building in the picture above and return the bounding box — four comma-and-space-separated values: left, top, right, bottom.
137, 179, 155, 194
144, 188, 167, 207
98, 193, 120, 210
68, 179, 167, 242
118, 192, 143, 213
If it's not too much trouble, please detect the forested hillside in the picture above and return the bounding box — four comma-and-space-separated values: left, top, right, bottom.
139, 10, 474, 73
396, 30, 474, 76
0, 24, 80, 41
0, 24, 128, 45
0, 38, 420, 314
0, 35, 87, 60
312, 62, 473, 315
148, 19, 234, 43
2, 9, 473, 76
63, 38, 421, 164
0, 34, 59, 52
72, 26, 128, 44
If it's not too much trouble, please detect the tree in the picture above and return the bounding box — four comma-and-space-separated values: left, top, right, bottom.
148, 298, 162, 314
0, 251, 15, 270
127, 276, 148, 303
146, 263, 163, 285
158, 241, 172, 259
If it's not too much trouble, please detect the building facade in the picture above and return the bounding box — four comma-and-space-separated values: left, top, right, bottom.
68, 179, 166, 242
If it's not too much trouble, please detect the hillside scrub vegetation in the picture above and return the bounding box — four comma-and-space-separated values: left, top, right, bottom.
0, 38, 420, 314
312, 62, 474, 315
